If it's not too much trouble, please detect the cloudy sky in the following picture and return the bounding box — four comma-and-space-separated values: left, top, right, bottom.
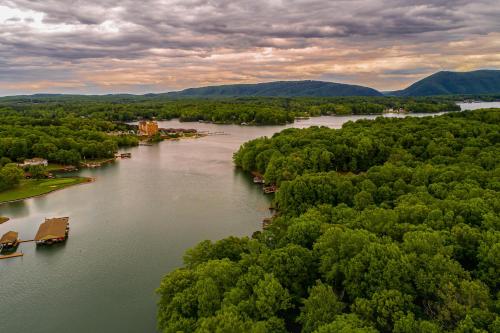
0, 0, 499, 95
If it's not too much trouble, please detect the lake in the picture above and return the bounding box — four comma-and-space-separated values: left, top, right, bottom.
0, 102, 497, 332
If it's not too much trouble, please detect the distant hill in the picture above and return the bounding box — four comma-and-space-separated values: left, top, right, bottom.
391, 70, 500, 96
164, 80, 383, 97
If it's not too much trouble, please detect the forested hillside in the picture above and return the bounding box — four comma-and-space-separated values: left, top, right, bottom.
157, 109, 500, 332
164, 80, 383, 97
393, 70, 500, 96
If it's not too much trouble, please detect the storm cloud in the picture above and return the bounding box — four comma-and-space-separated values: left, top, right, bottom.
0, 0, 499, 94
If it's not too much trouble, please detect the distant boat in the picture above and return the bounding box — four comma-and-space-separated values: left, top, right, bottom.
253, 176, 264, 184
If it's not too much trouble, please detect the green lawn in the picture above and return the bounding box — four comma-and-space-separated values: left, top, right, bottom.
46, 163, 72, 172
0, 177, 90, 204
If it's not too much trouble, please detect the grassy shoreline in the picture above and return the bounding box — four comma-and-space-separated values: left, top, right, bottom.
0, 177, 92, 204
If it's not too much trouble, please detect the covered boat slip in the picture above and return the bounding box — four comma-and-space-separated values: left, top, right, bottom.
0, 231, 21, 258
0, 217, 69, 259
35, 217, 70, 245
0, 230, 19, 247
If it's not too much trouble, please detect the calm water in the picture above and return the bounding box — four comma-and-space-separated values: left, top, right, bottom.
0, 103, 497, 332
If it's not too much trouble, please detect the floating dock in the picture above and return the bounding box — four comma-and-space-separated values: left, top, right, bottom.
0, 252, 23, 260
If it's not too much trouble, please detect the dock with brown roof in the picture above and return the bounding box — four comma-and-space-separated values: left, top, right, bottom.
0, 231, 19, 249
35, 217, 70, 245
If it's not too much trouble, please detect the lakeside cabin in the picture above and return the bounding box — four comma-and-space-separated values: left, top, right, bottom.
0, 231, 19, 250
19, 157, 48, 168
35, 217, 70, 245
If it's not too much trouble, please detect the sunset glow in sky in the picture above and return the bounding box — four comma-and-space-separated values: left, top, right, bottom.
0, 0, 499, 95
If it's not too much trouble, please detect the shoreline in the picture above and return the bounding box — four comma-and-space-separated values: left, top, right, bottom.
127, 109, 462, 128
0, 177, 94, 205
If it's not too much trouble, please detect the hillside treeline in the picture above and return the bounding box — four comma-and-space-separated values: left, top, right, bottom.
0, 109, 138, 167
0, 96, 461, 125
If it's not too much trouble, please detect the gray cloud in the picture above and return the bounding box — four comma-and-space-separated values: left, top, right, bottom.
0, 0, 499, 94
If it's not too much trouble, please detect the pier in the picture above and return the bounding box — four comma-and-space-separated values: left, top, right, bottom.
0, 252, 23, 260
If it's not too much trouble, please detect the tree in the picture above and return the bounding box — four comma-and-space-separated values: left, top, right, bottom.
354, 191, 373, 210
352, 289, 414, 331
313, 314, 378, 333
253, 274, 291, 319
28, 165, 47, 179
297, 281, 345, 333
0, 163, 24, 191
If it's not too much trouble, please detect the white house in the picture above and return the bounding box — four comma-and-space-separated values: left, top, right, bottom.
21, 158, 48, 167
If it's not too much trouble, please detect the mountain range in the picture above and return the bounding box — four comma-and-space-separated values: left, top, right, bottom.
389, 70, 500, 96
161, 70, 500, 98
2, 70, 499, 99
164, 80, 382, 97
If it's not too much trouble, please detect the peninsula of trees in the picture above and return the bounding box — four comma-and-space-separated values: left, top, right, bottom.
157, 109, 500, 332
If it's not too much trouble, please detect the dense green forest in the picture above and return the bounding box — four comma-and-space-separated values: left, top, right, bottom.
0, 95, 461, 126
0, 109, 139, 169
157, 109, 500, 332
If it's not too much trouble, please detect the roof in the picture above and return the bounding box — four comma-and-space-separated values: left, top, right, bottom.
0, 231, 18, 244
35, 217, 69, 241
25, 158, 47, 163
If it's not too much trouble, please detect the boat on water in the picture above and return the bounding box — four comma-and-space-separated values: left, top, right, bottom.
253, 176, 265, 184
263, 185, 278, 194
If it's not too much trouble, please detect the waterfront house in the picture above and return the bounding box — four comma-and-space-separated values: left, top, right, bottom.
35, 217, 70, 245
20, 157, 48, 167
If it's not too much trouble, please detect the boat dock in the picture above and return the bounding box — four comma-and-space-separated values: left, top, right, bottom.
0, 252, 23, 260
0, 217, 70, 260
35, 217, 70, 245
263, 185, 278, 194
262, 217, 273, 229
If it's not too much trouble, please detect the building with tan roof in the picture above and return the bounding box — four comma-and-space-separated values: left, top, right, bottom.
35, 217, 69, 245
0, 231, 19, 248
